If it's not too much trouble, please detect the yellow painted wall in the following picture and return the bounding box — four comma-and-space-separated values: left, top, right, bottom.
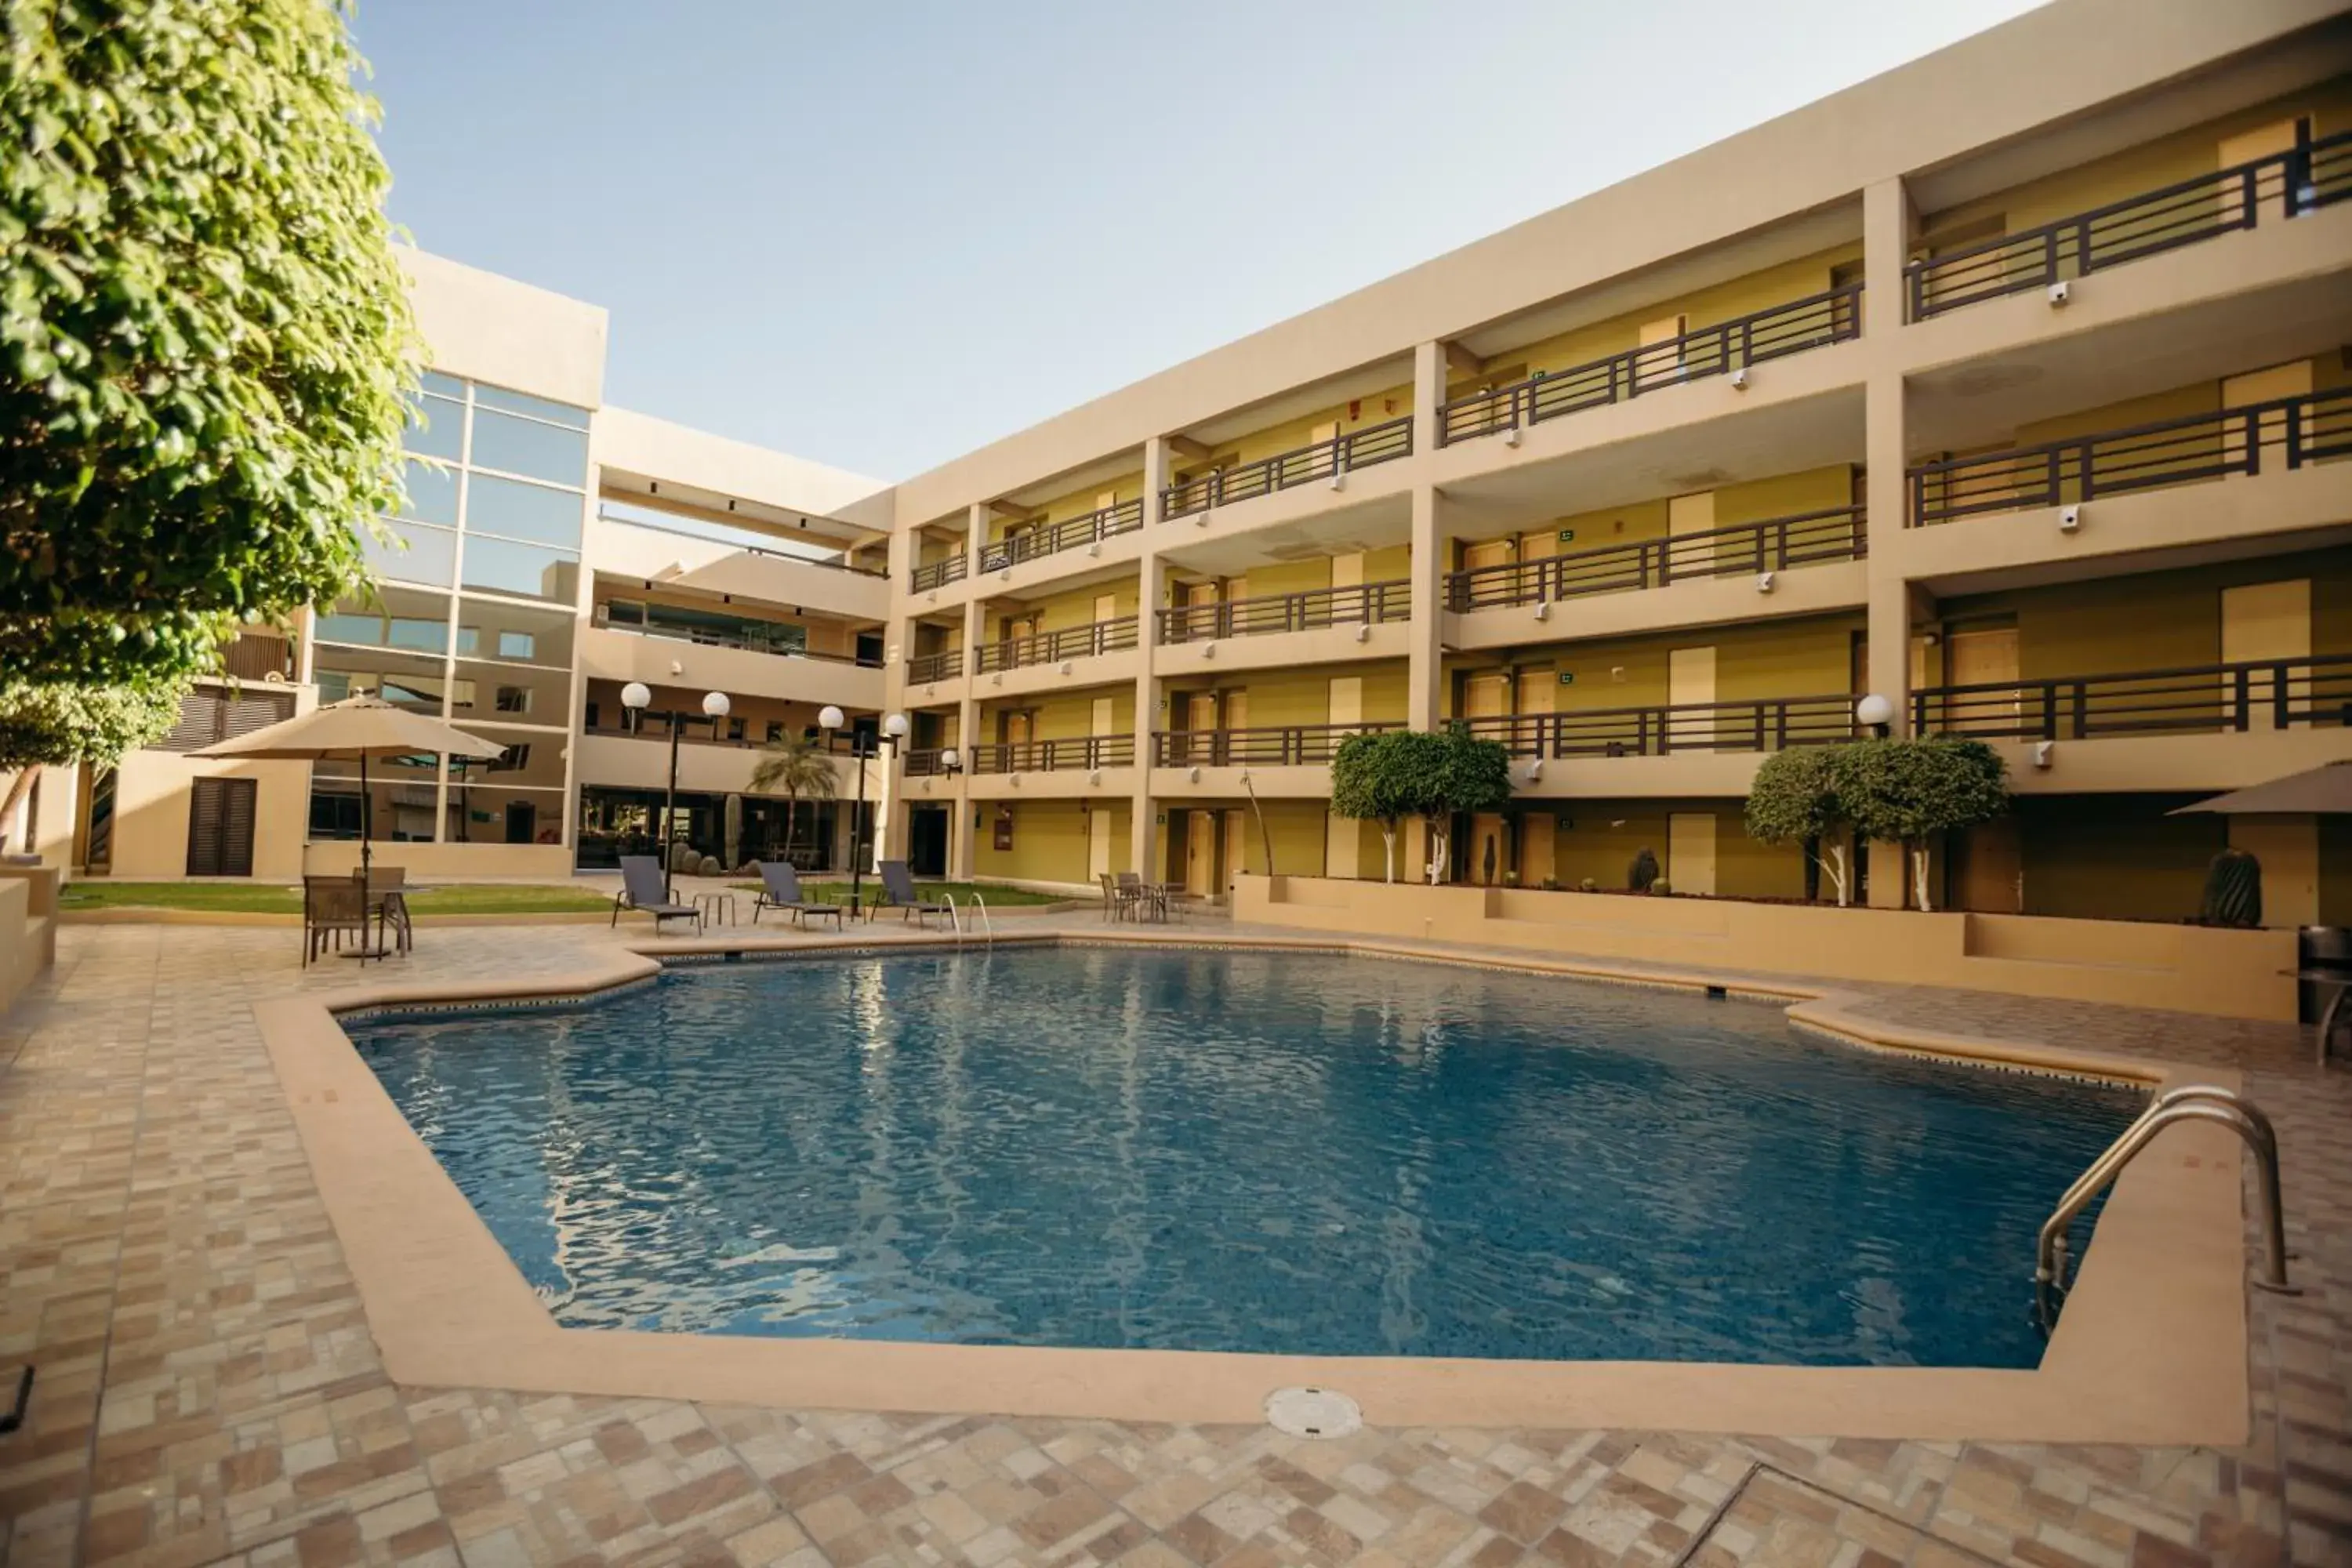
1508, 465, 1855, 561
1454, 615, 1860, 717
1163, 660, 1411, 730
1940, 546, 2352, 678
1000, 578, 1142, 638
1918, 76, 2352, 241
2015, 794, 2227, 922
1186, 381, 1417, 476
987, 470, 1146, 546
979, 686, 1135, 742
1229, 800, 1330, 879
1457, 243, 1862, 395
1542, 800, 1806, 898
971, 798, 1131, 884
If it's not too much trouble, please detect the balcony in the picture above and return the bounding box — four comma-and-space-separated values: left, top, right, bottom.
1462, 696, 1854, 758
968, 735, 1136, 773
907, 649, 963, 684
1160, 581, 1410, 643
911, 554, 969, 593
590, 513, 891, 619
980, 499, 1144, 571
1160, 418, 1413, 519
1437, 285, 1860, 446
1907, 130, 2351, 321
1446, 506, 1865, 612
1153, 721, 1402, 767
974, 616, 1140, 673
1913, 655, 2352, 739
595, 609, 881, 668
1907, 387, 2351, 526
580, 623, 886, 709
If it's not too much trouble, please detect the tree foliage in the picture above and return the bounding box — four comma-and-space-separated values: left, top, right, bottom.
2, 0, 417, 686
1742, 738, 2009, 912
1744, 746, 1857, 905
1421, 722, 1512, 882
1330, 729, 1421, 882
747, 728, 838, 862
0, 673, 184, 771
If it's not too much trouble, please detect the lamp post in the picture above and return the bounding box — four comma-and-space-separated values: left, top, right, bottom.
821, 705, 909, 915
622, 681, 730, 898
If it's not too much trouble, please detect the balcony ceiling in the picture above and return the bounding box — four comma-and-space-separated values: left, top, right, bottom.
1439, 387, 1866, 533
1158, 493, 1414, 576
1918, 520, 2352, 600
599, 469, 875, 549
1907, 270, 2352, 452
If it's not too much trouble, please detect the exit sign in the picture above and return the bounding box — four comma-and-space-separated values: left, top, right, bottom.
1557, 671, 1576, 685
1557, 528, 1576, 544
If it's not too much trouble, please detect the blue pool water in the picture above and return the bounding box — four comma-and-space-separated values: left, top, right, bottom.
350, 947, 2140, 1367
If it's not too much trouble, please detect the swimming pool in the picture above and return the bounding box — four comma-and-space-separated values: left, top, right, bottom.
350, 946, 2140, 1368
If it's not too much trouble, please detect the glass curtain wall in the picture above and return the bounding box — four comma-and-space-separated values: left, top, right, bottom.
308, 372, 587, 848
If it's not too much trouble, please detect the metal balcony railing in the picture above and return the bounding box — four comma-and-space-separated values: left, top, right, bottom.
1445, 505, 1865, 612
1160, 417, 1413, 518
980, 499, 1145, 570
1907, 129, 2351, 320
910, 554, 969, 592
973, 616, 1141, 673
1460, 696, 1856, 758
969, 735, 1136, 772
1158, 580, 1412, 642
1437, 283, 1862, 445
906, 649, 962, 684
1907, 386, 2352, 526
597, 512, 888, 576
1152, 720, 1403, 767
594, 615, 883, 667
1913, 654, 2352, 739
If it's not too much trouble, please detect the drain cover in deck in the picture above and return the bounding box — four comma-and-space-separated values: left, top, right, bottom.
1264, 1385, 1362, 1439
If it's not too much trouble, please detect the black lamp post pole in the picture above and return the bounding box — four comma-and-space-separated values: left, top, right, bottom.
662, 708, 683, 900
848, 727, 869, 916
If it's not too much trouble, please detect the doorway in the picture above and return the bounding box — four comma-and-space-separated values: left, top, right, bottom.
1945, 627, 2020, 733
1184, 810, 1218, 895
186, 776, 256, 877
2223, 579, 2310, 730
907, 804, 949, 877
1668, 646, 1717, 750
1668, 811, 1718, 895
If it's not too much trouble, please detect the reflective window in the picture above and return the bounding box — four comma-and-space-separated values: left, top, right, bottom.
395, 459, 459, 527
451, 659, 568, 727
466, 473, 583, 549
463, 597, 575, 667
499, 630, 535, 660
460, 535, 579, 602
446, 722, 568, 790
311, 647, 448, 710
470, 409, 588, 488
314, 588, 452, 653
419, 370, 468, 401
359, 518, 456, 586
403, 394, 466, 463
475, 384, 590, 430
454, 625, 479, 656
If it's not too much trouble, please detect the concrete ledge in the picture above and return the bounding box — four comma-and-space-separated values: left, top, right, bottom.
256, 926, 2251, 1443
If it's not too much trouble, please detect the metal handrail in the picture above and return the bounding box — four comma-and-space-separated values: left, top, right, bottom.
1459, 696, 1857, 758
1160, 416, 1413, 518
1152, 720, 1403, 766
1445, 504, 1866, 611
906, 649, 964, 684
980, 499, 1145, 570
971, 891, 994, 943
1913, 651, 2352, 739
910, 554, 969, 592
974, 615, 1141, 672
2035, 1086, 2292, 1332
1159, 579, 1412, 641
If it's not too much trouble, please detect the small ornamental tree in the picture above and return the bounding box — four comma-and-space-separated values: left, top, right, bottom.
1834, 736, 2011, 913
0, 674, 188, 827
2, 0, 418, 688
1744, 746, 1857, 906
1420, 723, 1513, 885
747, 728, 838, 866
1330, 729, 1418, 882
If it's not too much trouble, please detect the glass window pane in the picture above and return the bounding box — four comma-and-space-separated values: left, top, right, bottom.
403, 394, 465, 462
310, 647, 448, 712
470, 408, 588, 488
463, 597, 575, 667
449, 660, 569, 728
474, 384, 590, 430
358, 518, 456, 586
466, 473, 583, 548
454, 624, 479, 656
308, 775, 444, 844
419, 369, 468, 401
316, 587, 452, 651
396, 459, 458, 526
460, 535, 579, 602
445, 722, 568, 791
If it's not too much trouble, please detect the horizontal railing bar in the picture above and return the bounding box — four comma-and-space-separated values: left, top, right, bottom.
1160, 417, 1414, 518
1444, 504, 1866, 611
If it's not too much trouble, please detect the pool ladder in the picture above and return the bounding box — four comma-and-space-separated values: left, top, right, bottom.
2035, 1084, 2292, 1333
942, 892, 996, 947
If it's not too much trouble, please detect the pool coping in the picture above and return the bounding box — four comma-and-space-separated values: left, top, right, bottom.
253, 927, 2252, 1444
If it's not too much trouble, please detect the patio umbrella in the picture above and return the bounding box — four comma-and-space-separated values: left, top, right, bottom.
190, 695, 505, 884
2172, 762, 2352, 815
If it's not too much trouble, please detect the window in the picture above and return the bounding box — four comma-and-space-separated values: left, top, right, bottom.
455, 625, 480, 655
470, 409, 589, 488
495, 686, 533, 714
767, 720, 785, 742
403, 394, 465, 462
489, 742, 531, 773
727, 717, 746, 742
474, 384, 589, 430
395, 460, 459, 526
585, 701, 601, 731
466, 473, 583, 549
498, 630, 535, 660
460, 535, 578, 602
360, 519, 456, 586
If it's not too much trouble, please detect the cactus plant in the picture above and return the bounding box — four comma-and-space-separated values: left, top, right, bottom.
1579, 877, 1598, 892
1650, 880, 1672, 897
2199, 848, 2263, 928
1629, 847, 1661, 892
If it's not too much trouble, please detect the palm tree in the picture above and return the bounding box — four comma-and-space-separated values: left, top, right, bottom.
747, 728, 838, 867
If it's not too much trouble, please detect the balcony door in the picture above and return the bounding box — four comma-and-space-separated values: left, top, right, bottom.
1637, 313, 1689, 389
2223, 579, 2310, 731
1087, 806, 1113, 882
2219, 118, 2306, 227
1185, 810, 1218, 895
1945, 629, 2020, 735
1667, 646, 1717, 750
1668, 812, 1717, 895
2222, 360, 2311, 479
1668, 491, 1717, 579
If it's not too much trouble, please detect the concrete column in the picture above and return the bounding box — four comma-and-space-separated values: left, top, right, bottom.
1132, 514, 1169, 881
1861, 175, 1913, 341
1861, 181, 1916, 911
967, 500, 989, 583
1411, 339, 1445, 459
1407, 482, 1449, 731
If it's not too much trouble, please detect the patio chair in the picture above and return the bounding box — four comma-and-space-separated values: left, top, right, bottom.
752, 861, 845, 928
877, 860, 953, 927
1117, 870, 1169, 924
359, 865, 411, 955
1098, 872, 1140, 924
612, 855, 703, 933
303, 876, 371, 965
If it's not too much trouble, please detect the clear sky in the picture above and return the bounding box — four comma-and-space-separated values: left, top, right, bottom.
353, 2, 2045, 485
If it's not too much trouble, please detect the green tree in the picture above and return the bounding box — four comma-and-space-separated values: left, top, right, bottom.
1330, 729, 1419, 882
747, 728, 838, 865
1420, 724, 1513, 885
2, 0, 417, 688
1744, 746, 1857, 906
1835, 736, 2011, 912
0, 674, 187, 829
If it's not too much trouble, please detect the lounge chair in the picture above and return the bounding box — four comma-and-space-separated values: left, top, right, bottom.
752, 861, 845, 928
877, 860, 953, 927
612, 855, 703, 933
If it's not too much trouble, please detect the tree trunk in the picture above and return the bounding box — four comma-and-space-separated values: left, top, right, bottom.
1820, 844, 1849, 907
1911, 844, 1933, 912
782, 793, 797, 865
0, 768, 35, 851
1381, 825, 1396, 884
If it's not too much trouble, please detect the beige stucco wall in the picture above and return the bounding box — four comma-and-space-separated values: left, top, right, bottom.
399, 248, 608, 411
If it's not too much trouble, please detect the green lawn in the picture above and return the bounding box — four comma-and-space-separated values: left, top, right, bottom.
59, 882, 613, 916
730, 878, 1072, 908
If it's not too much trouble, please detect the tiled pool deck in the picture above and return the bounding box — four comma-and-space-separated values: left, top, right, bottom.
1, 917, 2346, 1567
